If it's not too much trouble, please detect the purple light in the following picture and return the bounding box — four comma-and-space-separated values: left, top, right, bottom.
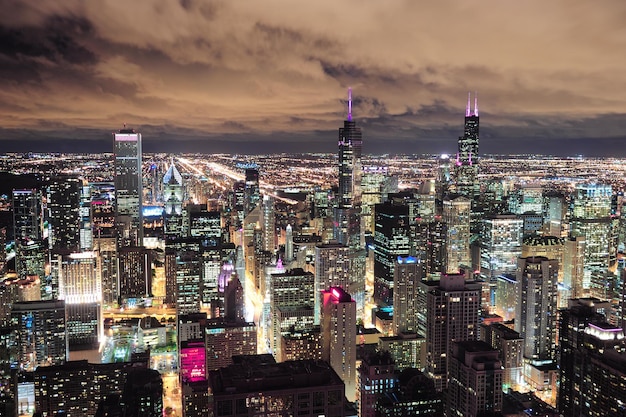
180, 343, 206, 382
347, 87, 352, 121
589, 323, 622, 332
466, 92, 471, 117
474, 91, 478, 117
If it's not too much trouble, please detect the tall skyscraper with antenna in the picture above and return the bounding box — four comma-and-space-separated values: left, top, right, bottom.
334, 88, 363, 249
454, 93, 480, 199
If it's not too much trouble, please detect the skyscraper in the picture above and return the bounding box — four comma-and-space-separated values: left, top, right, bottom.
12, 300, 67, 371
443, 195, 471, 274
515, 256, 558, 363
454, 93, 480, 198
47, 177, 82, 251
392, 257, 424, 335
357, 351, 395, 417
426, 273, 481, 391
113, 127, 143, 247
321, 287, 357, 401
373, 202, 411, 306
334, 88, 363, 249
314, 242, 353, 322
163, 160, 184, 239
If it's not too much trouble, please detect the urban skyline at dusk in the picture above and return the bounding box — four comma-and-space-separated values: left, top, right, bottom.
2, 1, 626, 155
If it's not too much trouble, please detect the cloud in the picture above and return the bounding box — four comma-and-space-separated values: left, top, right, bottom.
0, 0, 626, 154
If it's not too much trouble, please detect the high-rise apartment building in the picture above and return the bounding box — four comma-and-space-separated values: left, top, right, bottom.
113, 128, 143, 247
426, 273, 481, 391
314, 242, 352, 322
480, 215, 523, 279
515, 256, 558, 362
480, 322, 523, 390
321, 287, 356, 401
392, 257, 423, 335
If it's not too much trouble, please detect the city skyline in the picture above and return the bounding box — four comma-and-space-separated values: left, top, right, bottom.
2, 1, 626, 155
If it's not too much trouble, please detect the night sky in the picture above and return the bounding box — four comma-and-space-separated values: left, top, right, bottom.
1, 1, 626, 155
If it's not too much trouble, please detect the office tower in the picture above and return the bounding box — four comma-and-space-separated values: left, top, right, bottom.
454, 92, 480, 198
426, 273, 481, 391
413, 219, 446, 277
443, 195, 471, 274
515, 256, 558, 363
188, 207, 221, 240
544, 192, 567, 237
12, 189, 47, 298
285, 224, 294, 262
47, 176, 81, 251
121, 368, 163, 417
113, 127, 143, 247
480, 215, 523, 279
321, 287, 357, 401
79, 183, 93, 250
376, 368, 444, 416
223, 264, 244, 321
57, 251, 103, 350
163, 161, 184, 239
570, 183, 614, 294
480, 322, 523, 390
378, 332, 427, 370
392, 257, 423, 335
118, 246, 152, 304
334, 88, 363, 249
314, 242, 352, 322
171, 239, 203, 314
361, 166, 398, 236
208, 356, 346, 417
12, 300, 67, 371
494, 274, 518, 321
244, 168, 261, 216
269, 268, 315, 358
0, 227, 5, 272
447, 341, 503, 417
12, 188, 43, 242
204, 318, 257, 371
563, 236, 586, 298
262, 194, 275, 252
373, 202, 410, 305
94, 236, 118, 306
436, 154, 452, 202
518, 184, 543, 214
357, 351, 395, 417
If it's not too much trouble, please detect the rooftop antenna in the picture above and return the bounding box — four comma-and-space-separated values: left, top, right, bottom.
466, 92, 471, 117
474, 91, 478, 117
347, 87, 353, 121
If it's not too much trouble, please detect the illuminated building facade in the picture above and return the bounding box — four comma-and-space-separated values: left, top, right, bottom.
392, 257, 423, 335
163, 161, 184, 239
515, 256, 558, 362
334, 88, 363, 249
480, 322, 523, 390
205, 319, 257, 372
378, 332, 427, 370
357, 351, 395, 417
426, 274, 481, 391
375, 368, 443, 417
454, 93, 480, 199
47, 177, 81, 252
443, 195, 471, 274
117, 246, 152, 303
321, 287, 356, 401
373, 202, 410, 306
570, 183, 615, 294
57, 251, 102, 349
113, 128, 143, 247
314, 243, 352, 323
480, 215, 523, 279
447, 341, 503, 417
12, 300, 67, 371
208, 357, 346, 417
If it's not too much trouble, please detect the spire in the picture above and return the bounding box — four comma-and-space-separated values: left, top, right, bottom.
466, 92, 471, 117
347, 87, 352, 121
474, 91, 478, 117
